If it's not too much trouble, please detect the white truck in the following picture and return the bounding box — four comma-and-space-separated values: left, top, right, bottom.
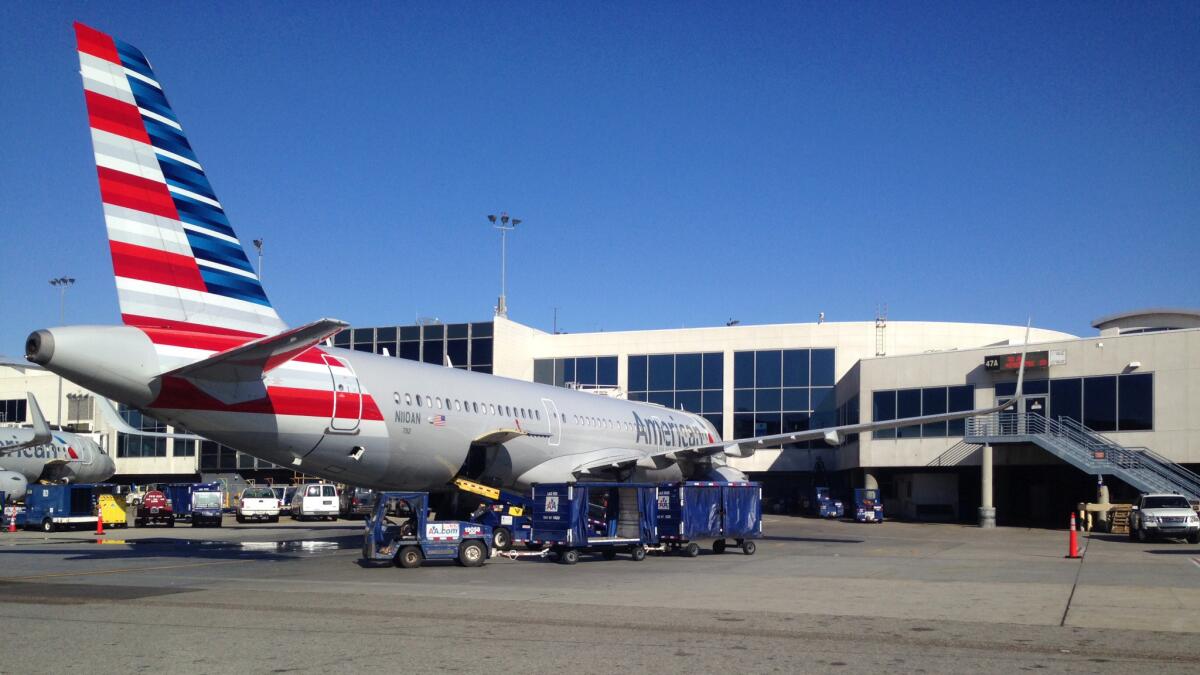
236, 486, 281, 523
1129, 494, 1199, 543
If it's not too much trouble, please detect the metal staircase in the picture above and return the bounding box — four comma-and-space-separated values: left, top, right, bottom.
965, 412, 1200, 501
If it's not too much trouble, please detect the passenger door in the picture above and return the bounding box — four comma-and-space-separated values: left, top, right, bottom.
322, 354, 362, 432
541, 398, 561, 446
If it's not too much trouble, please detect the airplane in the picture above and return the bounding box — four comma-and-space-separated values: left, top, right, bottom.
25, 23, 1027, 497
0, 394, 116, 501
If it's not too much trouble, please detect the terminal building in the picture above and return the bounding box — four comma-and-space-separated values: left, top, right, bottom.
2, 308, 1197, 526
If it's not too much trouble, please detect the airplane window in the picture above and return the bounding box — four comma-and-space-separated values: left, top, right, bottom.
454, 400, 461, 411
520, 408, 526, 418
415, 395, 422, 406
426, 396, 433, 408
505, 406, 511, 417
405, 393, 412, 406
436, 397, 443, 409
535, 410, 540, 420
472, 402, 479, 413
393, 392, 400, 404
561, 413, 566, 423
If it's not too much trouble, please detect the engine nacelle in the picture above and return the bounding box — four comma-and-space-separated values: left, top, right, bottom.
0, 470, 29, 501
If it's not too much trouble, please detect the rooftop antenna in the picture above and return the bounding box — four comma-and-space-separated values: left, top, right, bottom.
875, 303, 888, 357
488, 213, 521, 318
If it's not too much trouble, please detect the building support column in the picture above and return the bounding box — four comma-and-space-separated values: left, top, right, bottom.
978, 443, 995, 528
863, 471, 878, 491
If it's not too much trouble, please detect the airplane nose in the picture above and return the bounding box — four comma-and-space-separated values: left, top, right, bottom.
25, 329, 55, 365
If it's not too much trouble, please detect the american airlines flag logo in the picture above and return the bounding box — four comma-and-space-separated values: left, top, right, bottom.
430, 415, 446, 427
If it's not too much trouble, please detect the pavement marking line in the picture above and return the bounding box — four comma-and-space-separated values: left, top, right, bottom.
0, 558, 252, 582
1059, 531, 1089, 627
1191, 557, 1200, 570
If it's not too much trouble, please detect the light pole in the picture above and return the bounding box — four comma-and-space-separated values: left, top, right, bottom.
487, 213, 521, 317
252, 239, 264, 280
49, 276, 75, 427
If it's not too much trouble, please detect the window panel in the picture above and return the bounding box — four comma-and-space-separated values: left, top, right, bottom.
734, 389, 754, 413
1083, 376, 1117, 432
754, 412, 781, 436
782, 388, 809, 412
597, 357, 618, 386
676, 390, 701, 413
561, 358, 575, 386
782, 349, 810, 387
921, 387, 947, 437
422, 342, 443, 364
627, 355, 647, 392
897, 389, 921, 438
447, 323, 468, 339
399, 326, 420, 341
947, 385, 975, 436
810, 387, 836, 427
470, 338, 493, 365
576, 357, 597, 386
422, 324, 444, 340
675, 353, 702, 390
629, 392, 647, 402
755, 388, 781, 412
734, 351, 754, 389
811, 349, 835, 385
1118, 373, 1153, 431
1049, 379, 1082, 424
446, 339, 468, 367
733, 413, 755, 439
994, 382, 1017, 397
470, 322, 493, 338
648, 354, 674, 391
702, 352, 723, 390
376, 327, 396, 342
702, 414, 724, 438
399, 342, 420, 361
333, 332, 351, 347
782, 412, 810, 449
702, 390, 723, 414
755, 350, 782, 388
647, 391, 674, 408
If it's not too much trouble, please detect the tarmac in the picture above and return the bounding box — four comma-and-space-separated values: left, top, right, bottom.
1, 514, 1198, 674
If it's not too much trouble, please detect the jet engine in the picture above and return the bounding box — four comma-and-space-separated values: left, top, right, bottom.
0, 470, 29, 501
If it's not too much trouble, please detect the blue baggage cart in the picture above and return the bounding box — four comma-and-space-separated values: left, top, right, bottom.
657, 481, 762, 556
455, 477, 534, 550
164, 482, 221, 521
812, 487, 844, 519
854, 488, 884, 523
530, 482, 658, 564
18, 483, 101, 532
362, 491, 492, 568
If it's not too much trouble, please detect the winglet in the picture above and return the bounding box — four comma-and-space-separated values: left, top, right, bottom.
26, 394, 51, 446
96, 397, 204, 440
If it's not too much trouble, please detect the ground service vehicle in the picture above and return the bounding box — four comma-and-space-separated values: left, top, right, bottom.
854, 488, 884, 523
656, 481, 762, 556
362, 492, 491, 568
1130, 494, 1199, 543
191, 489, 224, 527
237, 486, 281, 523
339, 486, 375, 519
20, 484, 100, 532
455, 477, 534, 550
164, 483, 221, 522
530, 482, 658, 564
135, 490, 175, 527
809, 487, 844, 519
292, 483, 339, 521
97, 493, 128, 528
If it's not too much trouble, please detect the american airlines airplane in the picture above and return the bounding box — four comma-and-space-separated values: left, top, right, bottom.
0, 395, 116, 500
25, 23, 1025, 494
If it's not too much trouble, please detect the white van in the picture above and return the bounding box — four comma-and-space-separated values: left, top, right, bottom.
291, 483, 339, 521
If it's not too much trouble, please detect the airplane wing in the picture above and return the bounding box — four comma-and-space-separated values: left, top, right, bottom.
95, 397, 205, 440
517, 447, 655, 485
0, 394, 52, 455
164, 318, 348, 382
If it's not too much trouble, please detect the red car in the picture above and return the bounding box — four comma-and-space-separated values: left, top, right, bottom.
135, 490, 175, 527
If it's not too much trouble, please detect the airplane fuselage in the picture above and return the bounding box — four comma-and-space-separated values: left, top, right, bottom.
0, 428, 114, 498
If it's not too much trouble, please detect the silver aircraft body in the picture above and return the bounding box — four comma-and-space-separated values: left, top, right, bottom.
0, 395, 115, 500
25, 24, 1025, 494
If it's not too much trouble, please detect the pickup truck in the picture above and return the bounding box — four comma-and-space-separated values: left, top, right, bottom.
236, 486, 281, 523
1129, 494, 1199, 543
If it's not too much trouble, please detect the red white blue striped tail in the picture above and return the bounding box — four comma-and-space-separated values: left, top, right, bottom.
75, 22, 286, 338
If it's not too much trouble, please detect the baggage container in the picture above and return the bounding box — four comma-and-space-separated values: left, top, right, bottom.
19, 483, 100, 532
530, 482, 658, 564
854, 488, 884, 523
657, 481, 762, 556
164, 482, 222, 521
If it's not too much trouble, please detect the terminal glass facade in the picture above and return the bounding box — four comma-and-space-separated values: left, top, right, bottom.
627, 352, 723, 434
116, 404, 167, 458
732, 349, 835, 447
334, 322, 493, 373
0, 398, 27, 423
533, 356, 618, 389
995, 373, 1153, 432
199, 440, 276, 471
871, 385, 975, 439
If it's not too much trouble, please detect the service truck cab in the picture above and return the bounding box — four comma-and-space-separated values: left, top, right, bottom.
135, 490, 174, 527
191, 490, 224, 527
362, 492, 491, 568
1130, 494, 1199, 543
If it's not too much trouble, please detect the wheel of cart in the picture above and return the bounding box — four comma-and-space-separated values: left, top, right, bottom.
682, 542, 700, 557
740, 539, 756, 555
458, 540, 486, 567
559, 548, 580, 565
395, 546, 423, 569
630, 545, 647, 561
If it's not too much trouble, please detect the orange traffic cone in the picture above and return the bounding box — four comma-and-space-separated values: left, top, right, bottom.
5, 507, 15, 533
1065, 512, 1080, 559
95, 507, 105, 535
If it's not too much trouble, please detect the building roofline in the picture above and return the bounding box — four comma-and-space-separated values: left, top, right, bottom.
1092, 308, 1200, 329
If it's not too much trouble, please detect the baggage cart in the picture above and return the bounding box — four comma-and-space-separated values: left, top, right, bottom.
657, 481, 762, 556
530, 482, 658, 564
18, 483, 100, 532
454, 477, 534, 550
854, 488, 884, 523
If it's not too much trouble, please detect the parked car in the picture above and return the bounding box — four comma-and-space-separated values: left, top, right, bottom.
291, 483, 339, 521
1130, 494, 1199, 543
191, 489, 224, 527
339, 486, 375, 519
236, 486, 281, 523
135, 490, 174, 527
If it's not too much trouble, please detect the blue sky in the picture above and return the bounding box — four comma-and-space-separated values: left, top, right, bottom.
1, 2, 1197, 355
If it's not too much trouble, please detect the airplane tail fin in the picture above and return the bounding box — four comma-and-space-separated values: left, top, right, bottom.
74, 22, 286, 338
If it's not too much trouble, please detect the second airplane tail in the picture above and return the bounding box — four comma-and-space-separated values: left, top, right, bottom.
75, 22, 286, 338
